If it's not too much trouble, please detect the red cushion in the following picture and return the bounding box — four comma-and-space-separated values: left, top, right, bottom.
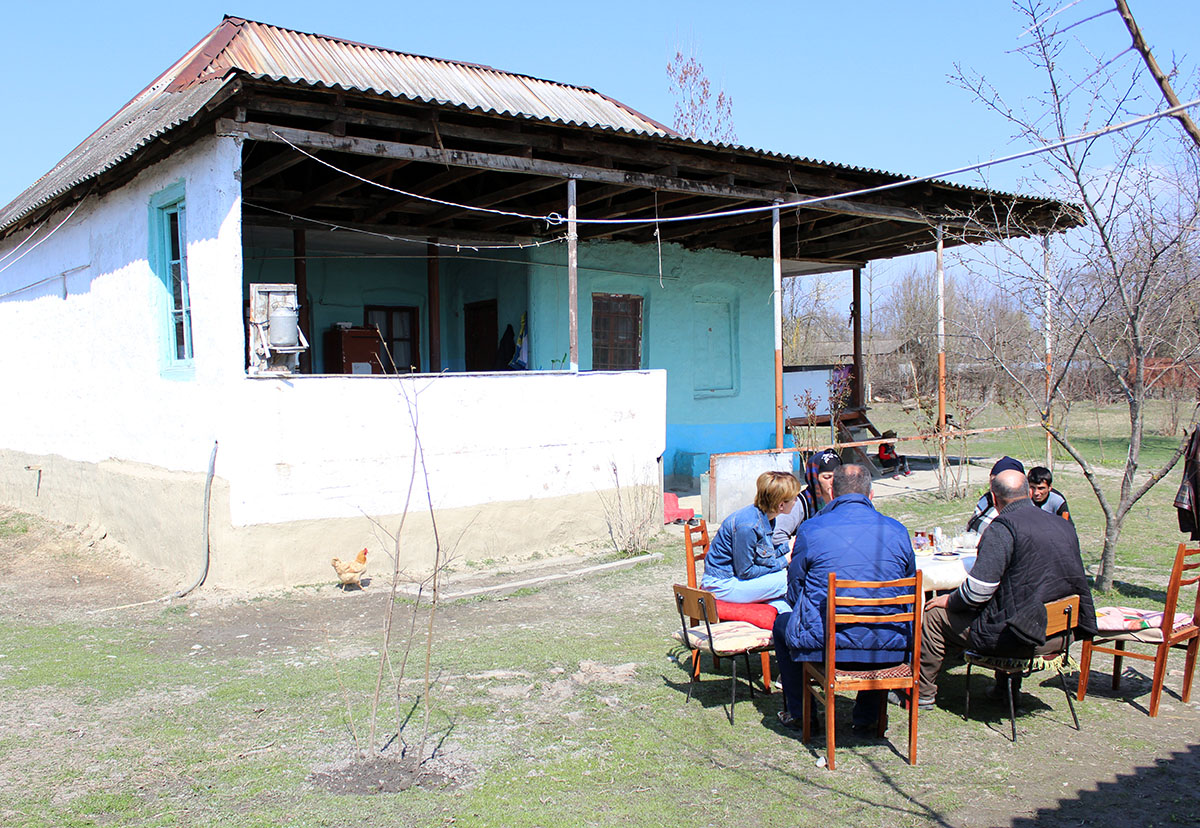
715, 600, 778, 630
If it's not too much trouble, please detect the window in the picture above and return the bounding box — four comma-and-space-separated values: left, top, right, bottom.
592, 293, 643, 370
365, 305, 420, 373
149, 182, 193, 365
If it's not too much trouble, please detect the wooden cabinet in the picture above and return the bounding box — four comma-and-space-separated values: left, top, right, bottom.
324, 326, 382, 374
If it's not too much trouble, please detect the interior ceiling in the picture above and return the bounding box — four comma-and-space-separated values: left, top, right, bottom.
233, 79, 1077, 266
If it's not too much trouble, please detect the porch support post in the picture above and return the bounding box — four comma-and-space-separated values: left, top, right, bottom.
427, 241, 441, 373
292, 228, 311, 373
772, 204, 784, 450
1043, 234, 1053, 468
568, 178, 579, 372
852, 266, 864, 409
936, 223, 947, 479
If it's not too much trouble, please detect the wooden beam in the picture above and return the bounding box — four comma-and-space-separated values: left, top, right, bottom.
241, 210, 549, 246
427, 242, 441, 372
221, 120, 931, 225
426, 176, 563, 224
242, 152, 306, 189
294, 228, 311, 374
292, 158, 411, 211
567, 179, 579, 372
360, 166, 479, 224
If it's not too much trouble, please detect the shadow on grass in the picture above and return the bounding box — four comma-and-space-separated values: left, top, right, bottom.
1108, 579, 1169, 603
1010, 741, 1200, 827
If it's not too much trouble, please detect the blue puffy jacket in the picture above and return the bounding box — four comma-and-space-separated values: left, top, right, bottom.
701, 504, 788, 583
784, 494, 916, 663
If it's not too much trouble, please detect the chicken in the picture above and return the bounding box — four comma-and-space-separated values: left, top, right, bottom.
331, 548, 368, 589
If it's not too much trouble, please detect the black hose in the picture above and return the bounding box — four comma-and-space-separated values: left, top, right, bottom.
175, 440, 218, 598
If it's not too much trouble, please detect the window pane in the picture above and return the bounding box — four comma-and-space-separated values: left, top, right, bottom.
592, 294, 642, 370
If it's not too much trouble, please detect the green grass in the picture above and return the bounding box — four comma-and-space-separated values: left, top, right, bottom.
0, 512, 30, 538
1, 402, 1197, 827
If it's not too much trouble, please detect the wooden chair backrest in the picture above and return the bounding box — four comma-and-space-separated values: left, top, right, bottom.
1044, 595, 1080, 638
673, 583, 720, 625
684, 519, 711, 589
1165, 542, 1200, 628
823, 571, 924, 671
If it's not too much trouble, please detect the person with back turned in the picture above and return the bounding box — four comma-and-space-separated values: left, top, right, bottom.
919, 469, 1097, 707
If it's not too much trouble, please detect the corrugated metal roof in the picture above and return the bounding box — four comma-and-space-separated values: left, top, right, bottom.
198, 20, 672, 136
0, 77, 230, 231
0, 15, 1047, 234
0, 16, 679, 232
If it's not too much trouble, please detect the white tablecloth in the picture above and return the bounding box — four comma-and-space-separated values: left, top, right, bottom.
916, 553, 977, 591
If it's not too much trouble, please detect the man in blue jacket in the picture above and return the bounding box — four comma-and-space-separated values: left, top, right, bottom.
773, 464, 917, 734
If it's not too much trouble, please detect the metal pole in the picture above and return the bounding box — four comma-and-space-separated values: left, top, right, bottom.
567, 178, 579, 372
772, 205, 784, 450
852, 267, 864, 409
936, 223, 947, 479
1044, 235, 1053, 469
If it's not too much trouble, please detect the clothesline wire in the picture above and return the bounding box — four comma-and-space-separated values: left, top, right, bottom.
267, 96, 1200, 228
243, 202, 568, 250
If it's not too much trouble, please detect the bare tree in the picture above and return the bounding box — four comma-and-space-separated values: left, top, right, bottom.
948, 0, 1200, 591
666, 48, 737, 144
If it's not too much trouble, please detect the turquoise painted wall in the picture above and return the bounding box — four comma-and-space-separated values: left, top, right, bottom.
526, 241, 776, 480
244, 239, 774, 479
243, 246, 528, 373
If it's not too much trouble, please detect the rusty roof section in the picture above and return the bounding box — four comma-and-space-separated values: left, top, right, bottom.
183, 17, 676, 136
0, 16, 675, 232
0, 15, 1072, 238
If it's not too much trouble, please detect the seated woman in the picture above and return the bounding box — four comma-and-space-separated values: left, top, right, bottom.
878, 430, 911, 476
701, 470, 800, 611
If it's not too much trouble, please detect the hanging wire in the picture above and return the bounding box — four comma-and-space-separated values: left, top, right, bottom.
0, 198, 88, 276
263, 97, 1200, 229
243, 202, 569, 250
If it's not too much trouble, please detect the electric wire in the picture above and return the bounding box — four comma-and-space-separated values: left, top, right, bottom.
266, 96, 1200, 228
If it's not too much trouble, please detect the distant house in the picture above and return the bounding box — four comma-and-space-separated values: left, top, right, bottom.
0, 17, 1073, 586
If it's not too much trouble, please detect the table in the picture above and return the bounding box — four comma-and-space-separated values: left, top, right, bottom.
916, 552, 977, 592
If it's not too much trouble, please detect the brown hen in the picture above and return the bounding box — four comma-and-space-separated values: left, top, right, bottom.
331, 548, 368, 589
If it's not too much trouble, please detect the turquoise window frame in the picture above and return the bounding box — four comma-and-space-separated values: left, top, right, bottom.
148, 181, 194, 377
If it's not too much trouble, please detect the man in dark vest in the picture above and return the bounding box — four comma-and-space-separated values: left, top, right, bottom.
918, 469, 1097, 707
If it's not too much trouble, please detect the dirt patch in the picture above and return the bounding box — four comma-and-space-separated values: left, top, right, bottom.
309, 756, 460, 795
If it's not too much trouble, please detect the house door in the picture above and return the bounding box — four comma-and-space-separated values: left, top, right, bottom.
464, 299, 498, 371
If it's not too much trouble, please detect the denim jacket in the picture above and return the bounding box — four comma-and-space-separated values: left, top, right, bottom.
702, 504, 788, 583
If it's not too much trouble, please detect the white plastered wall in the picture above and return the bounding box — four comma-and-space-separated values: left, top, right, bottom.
0, 136, 667, 586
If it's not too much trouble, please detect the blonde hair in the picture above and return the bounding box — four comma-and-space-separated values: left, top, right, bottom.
754, 471, 801, 514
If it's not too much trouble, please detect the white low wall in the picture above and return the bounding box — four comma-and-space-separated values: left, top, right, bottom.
220, 370, 666, 526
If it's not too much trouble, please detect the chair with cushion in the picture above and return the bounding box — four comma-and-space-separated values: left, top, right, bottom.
684, 519, 774, 693
671, 584, 773, 725
1077, 542, 1200, 716
801, 571, 924, 771
964, 595, 1081, 742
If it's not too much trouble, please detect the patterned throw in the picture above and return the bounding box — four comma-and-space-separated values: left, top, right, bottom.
1096, 606, 1194, 632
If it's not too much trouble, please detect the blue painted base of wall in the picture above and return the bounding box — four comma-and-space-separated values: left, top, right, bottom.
665, 421, 776, 480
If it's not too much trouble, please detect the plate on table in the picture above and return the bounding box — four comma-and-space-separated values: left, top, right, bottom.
933, 551, 959, 559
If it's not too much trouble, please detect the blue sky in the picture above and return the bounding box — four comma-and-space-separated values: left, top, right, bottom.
3, 1, 1197, 262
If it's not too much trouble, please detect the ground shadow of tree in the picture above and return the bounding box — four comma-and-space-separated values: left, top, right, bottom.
1009, 742, 1200, 828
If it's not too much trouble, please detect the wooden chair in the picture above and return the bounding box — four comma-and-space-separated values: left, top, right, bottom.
964, 595, 1081, 742
684, 519, 774, 693
1077, 542, 1200, 716
801, 571, 924, 771
671, 584, 773, 725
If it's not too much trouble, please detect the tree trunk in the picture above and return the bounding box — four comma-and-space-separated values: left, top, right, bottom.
1096, 517, 1122, 593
